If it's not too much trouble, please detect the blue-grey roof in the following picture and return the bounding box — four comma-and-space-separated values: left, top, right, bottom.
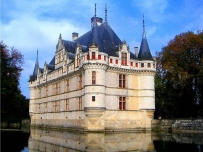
46, 63, 55, 71
29, 60, 39, 81
138, 37, 153, 60
75, 21, 123, 57
30, 16, 153, 81
49, 56, 55, 65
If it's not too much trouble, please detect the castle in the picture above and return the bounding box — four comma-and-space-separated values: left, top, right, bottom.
29, 6, 156, 132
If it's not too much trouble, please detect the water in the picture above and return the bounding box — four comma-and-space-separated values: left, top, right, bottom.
1, 128, 203, 152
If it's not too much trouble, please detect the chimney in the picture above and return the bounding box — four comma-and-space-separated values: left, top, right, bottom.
72, 32, 79, 41
134, 47, 138, 58
91, 17, 103, 27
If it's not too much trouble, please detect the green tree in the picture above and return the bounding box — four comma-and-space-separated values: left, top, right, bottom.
155, 30, 203, 118
1, 41, 29, 122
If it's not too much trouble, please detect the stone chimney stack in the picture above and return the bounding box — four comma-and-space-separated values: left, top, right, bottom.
72, 32, 79, 41
134, 47, 138, 58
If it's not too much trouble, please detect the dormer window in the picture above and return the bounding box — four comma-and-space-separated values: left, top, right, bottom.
121, 53, 127, 65
92, 52, 95, 59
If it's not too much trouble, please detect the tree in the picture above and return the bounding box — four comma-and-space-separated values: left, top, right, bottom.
155, 30, 203, 118
1, 41, 29, 122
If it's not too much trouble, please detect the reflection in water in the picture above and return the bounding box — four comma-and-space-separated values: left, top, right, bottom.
153, 133, 203, 152
1, 130, 30, 152
28, 128, 203, 152
1, 128, 203, 152
29, 129, 155, 151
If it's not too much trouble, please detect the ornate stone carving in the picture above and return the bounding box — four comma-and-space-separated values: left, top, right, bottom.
107, 66, 156, 76
83, 63, 108, 70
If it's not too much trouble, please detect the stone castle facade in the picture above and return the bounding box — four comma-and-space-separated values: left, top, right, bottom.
29, 7, 156, 132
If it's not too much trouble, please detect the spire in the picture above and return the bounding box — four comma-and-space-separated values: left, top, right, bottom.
36, 48, 38, 62
88, 3, 104, 52
92, 3, 97, 28
59, 33, 62, 39
95, 3, 97, 17
105, 4, 107, 23
30, 48, 40, 81
142, 14, 146, 38
138, 15, 153, 61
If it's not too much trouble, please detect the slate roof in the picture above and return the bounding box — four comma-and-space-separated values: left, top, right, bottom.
75, 21, 122, 57
29, 60, 39, 82
29, 15, 153, 81
138, 37, 153, 60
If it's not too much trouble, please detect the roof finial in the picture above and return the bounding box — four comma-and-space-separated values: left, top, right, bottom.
143, 14, 146, 38
105, 4, 107, 22
95, 3, 97, 17
37, 48, 38, 62
59, 33, 62, 39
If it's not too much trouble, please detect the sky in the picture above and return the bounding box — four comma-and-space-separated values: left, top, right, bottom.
1, 0, 203, 98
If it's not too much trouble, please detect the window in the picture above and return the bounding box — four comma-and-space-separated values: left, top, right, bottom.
65, 79, 69, 92
45, 86, 48, 97
116, 60, 118, 64
92, 52, 95, 59
147, 63, 151, 68
119, 97, 126, 110
119, 74, 126, 88
121, 53, 127, 65
92, 96, 95, 102
52, 84, 55, 95
78, 97, 82, 110
45, 103, 47, 112
130, 62, 133, 66
153, 63, 155, 68
104, 56, 106, 61
65, 100, 69, 111
110, 59, 112, 63
136, 63, 138, 67
141, 63, 144, 67
98, 55, 101, 60
55, 101, 60, 112
55, 82, 60, 94
38, 104, 41, 113
79, 75, 82, 89
92, 71, 96, 84
38, 88, 41, 98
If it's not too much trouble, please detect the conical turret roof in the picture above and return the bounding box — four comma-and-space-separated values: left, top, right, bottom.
138, 15, 153, 61
29, 49, 39, 81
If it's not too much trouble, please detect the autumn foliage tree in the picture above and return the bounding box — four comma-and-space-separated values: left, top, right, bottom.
1, 41, 29, 122
155, 30, 203, 118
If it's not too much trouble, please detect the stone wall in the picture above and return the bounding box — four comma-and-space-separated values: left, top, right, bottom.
30, 110, 154, 132
152, 119, 203, 133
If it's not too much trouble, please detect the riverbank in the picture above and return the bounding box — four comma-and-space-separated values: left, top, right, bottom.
152, 118, 203, 133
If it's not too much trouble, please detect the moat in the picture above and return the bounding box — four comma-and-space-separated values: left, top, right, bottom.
1, 128, 203, 152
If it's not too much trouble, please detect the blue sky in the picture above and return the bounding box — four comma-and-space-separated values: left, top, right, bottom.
1, 0, 203, 98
